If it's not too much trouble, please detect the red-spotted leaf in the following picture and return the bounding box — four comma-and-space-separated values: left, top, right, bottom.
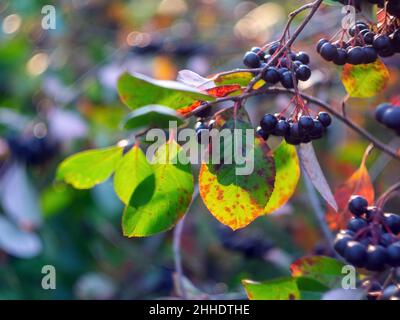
117, 72, 213, 111
264, 141, 300, 214
290, 256, 346, 288
199, 114, 275, 230
341, 59, 390, 98
206, 85, 242, 98
326, 146, 375, 231
122, 140, 194, 237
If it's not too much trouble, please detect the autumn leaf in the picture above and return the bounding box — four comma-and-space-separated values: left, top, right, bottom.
264, 141, 300, 214
326, 145, 375, 231
341, 59, 390, 98
199, 109, 276, 230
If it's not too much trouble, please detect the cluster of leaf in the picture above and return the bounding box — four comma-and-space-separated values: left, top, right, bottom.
57, 71, 302, 236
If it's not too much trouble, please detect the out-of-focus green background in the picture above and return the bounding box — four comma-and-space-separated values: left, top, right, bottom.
0, 0, 399, 300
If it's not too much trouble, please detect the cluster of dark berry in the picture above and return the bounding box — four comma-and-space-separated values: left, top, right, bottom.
256, 112, 332, 145
6, 134, 58, 166
317, 20, 400, 65
332, 0, 400, 18
375, 103, 400, 135
243, 45, 312, 89
360, 278, 400, 300
334, 195, 400, 271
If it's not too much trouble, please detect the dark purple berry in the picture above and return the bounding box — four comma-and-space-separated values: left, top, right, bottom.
333, 48, 347, 65
347, 217, 368, 233
383, 213, 400, 235
348, 195, 368, 216
317, 39, 328, 53
346, 46, 365, 65
320, 42, 338, 61
298, 115, 314, 132
317, 112, 332, 127
280, 71, 295, 89
344, 241, 367, 267
274, 120, 290, 136
362, 46, 378, 64
296, 65, 312, 81
365, 245, 388, 271
262, 67, 280, 84
256, 126, 269, 140
260, 114, 278, 133
373, 35, 392, 51
382, 107, 400, 130
295, 51, 310, 64
243, 51, 261, 68
387, 242, 400, 267
375, 103, 392, 123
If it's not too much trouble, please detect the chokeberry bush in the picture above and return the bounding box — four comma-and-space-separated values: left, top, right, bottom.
1, 0, 400, 301
53, 0, 400, 300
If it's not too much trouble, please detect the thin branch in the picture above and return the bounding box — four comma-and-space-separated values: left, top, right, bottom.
172, 186, 199, 300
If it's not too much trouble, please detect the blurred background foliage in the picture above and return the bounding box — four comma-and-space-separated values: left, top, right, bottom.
0, 0, 399, 300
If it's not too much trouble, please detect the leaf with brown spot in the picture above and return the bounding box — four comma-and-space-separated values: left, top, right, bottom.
242, 278, 300, 300
326, 146, 375, 231
264, 141, 300, 214
341, 59, 390, 98
199, 113, 276, 230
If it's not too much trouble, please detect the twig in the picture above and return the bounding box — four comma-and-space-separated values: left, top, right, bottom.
172, 186, 199, 300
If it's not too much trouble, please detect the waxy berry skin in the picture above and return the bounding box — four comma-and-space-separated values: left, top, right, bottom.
348, 195, 368, 216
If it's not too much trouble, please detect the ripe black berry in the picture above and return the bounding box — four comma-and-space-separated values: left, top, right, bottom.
382, 107, 400, 130
334, 233, 353, 256
298, 115, 314, 132
260, 114, 278, 133
373, 35, 392, 51
317, 39, 328, 53
333, 48, 347, 65
262, 67, 280, 84
365, 245, 388, 271
296, 65, 311, 81
348, 195, 368, 216
256, 126, 268, 140
317, 112, 332, 127
274, 119, 290, 136
387, 242, 400, 267
346, 46, 365, 65
362, 46, 378, 64
280, 71, 295, 89
320, 42, 338, 61
243, 51, 261, 68
383, 213, 400, 234
347, 217, 367, 232
309, 120, 324, 139
344, 241, 367, 267
295, 51, 310, 64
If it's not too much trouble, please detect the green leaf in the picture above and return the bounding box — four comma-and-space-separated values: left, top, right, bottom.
113, 146, 154, 205
290, 256, 346, 288
122, 141, 194, 237
242, 278, 300, 300
264, 141, 300, 214
341, 59, 390, 98
117, 72, 213, 111
199, 115, 276, 230
122, 105, 185, 130
243, 276, 329, 300
296, 277, 329, 300
57, 146, 123, 189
